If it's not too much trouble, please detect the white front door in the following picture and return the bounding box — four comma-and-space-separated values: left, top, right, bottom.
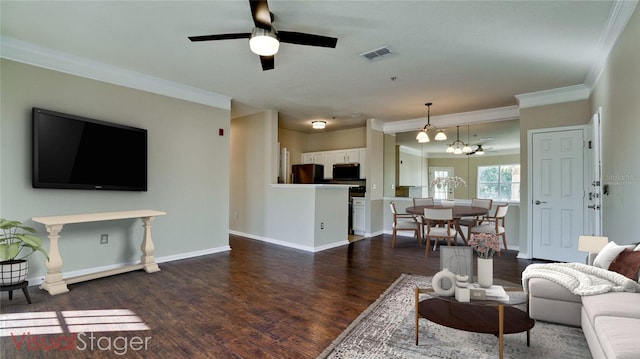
531, 128, 585, 262
430, 167, 454, 200
586, 110, 603, 235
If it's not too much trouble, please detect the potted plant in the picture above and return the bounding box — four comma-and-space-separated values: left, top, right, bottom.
0, 218, 47, 286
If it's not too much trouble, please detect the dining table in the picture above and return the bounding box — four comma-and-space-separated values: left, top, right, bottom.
405, 205, 490, 243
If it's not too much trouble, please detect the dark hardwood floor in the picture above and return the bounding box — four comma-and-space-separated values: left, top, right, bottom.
1, 234, 535, 358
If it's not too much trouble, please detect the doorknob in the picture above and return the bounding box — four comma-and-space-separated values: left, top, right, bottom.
588, 205, 601, 210
535, 200, 547, 205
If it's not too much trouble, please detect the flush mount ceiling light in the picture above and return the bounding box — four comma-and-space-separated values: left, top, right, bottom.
311, 120, 326, 129
445, 126, 471, 155
249, 27, 280, 56
416, 103, 446, 143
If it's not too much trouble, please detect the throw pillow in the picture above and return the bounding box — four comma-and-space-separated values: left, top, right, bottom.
593, 241, 634, 269
608, 249, 640, 280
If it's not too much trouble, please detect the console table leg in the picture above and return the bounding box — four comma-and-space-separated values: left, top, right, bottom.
140, 216, 160, 273
40, 224, 69, 295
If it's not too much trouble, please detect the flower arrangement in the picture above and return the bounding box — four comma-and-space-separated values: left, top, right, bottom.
431, 176, 466, 189
467, 233, 500, 258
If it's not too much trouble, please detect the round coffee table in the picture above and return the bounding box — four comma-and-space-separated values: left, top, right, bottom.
414, 287, 534, 359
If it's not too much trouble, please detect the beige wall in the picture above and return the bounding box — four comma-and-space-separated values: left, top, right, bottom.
0, 59, 231, 280
230, 110, 278, 234
591, 6, 640, 243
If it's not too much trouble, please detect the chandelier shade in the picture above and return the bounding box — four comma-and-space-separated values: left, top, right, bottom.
416, 102, 445, 143
446, 126, 472, 155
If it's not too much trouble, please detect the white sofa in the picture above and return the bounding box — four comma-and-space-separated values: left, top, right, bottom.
526, 244, 640, 359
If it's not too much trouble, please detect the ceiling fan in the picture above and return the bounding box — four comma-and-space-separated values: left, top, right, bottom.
188, 0, 338, 71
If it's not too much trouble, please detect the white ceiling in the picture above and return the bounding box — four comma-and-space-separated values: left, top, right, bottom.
0, 0, 628, 135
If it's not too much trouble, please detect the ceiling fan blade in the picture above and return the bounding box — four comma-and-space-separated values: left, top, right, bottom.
250, 0, 272, 29
260, 55, 275, 71
278, 31, 338, 48
188, 33, 251, 42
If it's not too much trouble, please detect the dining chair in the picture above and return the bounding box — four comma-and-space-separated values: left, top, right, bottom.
440, 199, 455, 208
458, 198, 493, 228
468, 203, 509, 255
422, 208, 457, 256
412, 197, 434, 207
389, 202, 422, 248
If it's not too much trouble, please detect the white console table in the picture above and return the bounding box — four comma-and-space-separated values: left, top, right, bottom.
32, 210, 166, 295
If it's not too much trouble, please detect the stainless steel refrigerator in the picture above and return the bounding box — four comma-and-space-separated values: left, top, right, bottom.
291, 164, 324, 184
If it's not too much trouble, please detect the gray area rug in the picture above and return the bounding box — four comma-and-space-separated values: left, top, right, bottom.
318, 274, 591, 359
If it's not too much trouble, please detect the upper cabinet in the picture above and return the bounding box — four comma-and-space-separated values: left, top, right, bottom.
302, 148, 366, 179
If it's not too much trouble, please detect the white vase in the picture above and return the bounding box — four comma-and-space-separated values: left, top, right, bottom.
432, 267, 456, 296
477, 257, 493, 288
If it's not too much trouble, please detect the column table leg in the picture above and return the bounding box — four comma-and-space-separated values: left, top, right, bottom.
140, 216, 160, 273
40, 224, 69, 295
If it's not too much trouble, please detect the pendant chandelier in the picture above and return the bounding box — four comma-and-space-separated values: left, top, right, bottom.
446, 126, 472, 155
416, 103, 447, 143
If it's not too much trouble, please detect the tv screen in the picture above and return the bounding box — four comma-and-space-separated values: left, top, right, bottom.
32, 108, 147, 191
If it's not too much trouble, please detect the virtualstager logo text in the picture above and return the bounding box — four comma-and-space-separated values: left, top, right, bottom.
11, 332, 152, 356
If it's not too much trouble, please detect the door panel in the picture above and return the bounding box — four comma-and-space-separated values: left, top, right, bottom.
532, 129, 585, 262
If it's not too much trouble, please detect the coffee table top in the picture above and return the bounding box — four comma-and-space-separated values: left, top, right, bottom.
417, 287, 534, 335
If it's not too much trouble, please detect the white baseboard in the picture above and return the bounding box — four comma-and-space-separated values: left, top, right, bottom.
26, 245, 232, 286
229, 230, 349, 252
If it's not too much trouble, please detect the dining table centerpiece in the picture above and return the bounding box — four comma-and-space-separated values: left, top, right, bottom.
467, 232, 500, 288
430, 176, 466, 189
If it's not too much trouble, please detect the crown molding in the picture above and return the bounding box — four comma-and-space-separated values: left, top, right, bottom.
584, 0, 638, 89
0, 35, 231, 110
382, 105, 520, 134
515, 84, 590, 109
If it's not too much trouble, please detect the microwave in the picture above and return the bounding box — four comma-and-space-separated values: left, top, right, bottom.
333, 163, 360, 180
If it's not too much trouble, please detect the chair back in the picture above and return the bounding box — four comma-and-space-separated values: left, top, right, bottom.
424, 208, 453, 221
471, 198, 493, 209
413, 197, 434, 207
494, 204, 509, 218
440, 199, 455, 208
389, 202, 398, 216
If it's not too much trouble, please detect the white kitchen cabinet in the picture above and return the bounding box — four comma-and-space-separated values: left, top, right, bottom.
301, 153, 314, 164
352, 198, 366, 235
345, 149, 360, 164
301, 147, 366, 179
301, 152, 324, 165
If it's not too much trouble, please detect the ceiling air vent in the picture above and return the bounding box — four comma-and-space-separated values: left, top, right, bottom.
360, 46, 392, 61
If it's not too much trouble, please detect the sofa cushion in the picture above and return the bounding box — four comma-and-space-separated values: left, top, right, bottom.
609, 248, 640, 280
582, 292, 640, 321
593, 241, 635, 269
594, 316, 640, 359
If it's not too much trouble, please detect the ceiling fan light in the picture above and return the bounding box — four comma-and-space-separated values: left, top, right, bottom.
311, 120, 326, 129
476, 145, 484, 155
416, 130, 430, 143
434, 130, 447, 141
446, 145, 455, 153
249, 28, 280, 56
462, 144, 472, 153
453, 147, 463, 155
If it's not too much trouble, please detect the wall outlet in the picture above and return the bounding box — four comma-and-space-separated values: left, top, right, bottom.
100, 234, 109, 244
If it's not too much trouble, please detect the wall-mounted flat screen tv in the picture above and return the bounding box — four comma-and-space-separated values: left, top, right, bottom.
32, 108, 147, 191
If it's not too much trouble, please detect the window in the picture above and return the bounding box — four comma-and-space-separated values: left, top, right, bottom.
477, 164, 520, 202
